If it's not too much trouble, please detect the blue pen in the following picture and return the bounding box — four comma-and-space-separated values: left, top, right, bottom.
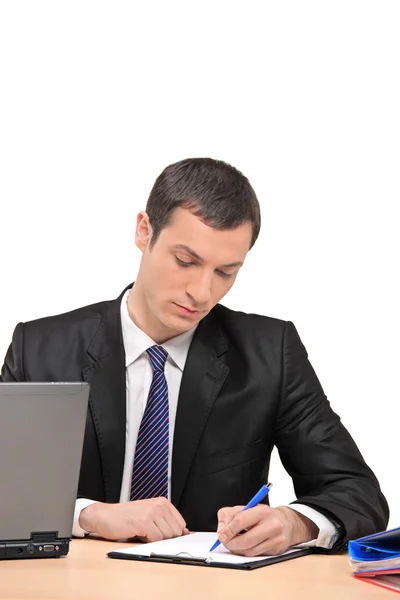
209, 482, 273, 552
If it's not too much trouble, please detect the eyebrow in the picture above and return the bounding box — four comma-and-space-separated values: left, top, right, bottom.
172, 244, 243, 268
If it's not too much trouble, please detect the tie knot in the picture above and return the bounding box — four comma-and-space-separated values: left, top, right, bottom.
147, 345, 168, 372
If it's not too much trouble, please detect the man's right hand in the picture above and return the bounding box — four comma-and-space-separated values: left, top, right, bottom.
79, 497, 189, 542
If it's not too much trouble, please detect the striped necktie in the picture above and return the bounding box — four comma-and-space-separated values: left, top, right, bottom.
130, 345, 169, 500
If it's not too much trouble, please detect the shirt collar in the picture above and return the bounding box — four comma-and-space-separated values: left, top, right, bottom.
120, 290, 197, 371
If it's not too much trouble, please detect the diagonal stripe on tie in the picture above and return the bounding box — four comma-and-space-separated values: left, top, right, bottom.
130, 345, 169, 501
134, 421, 169, 462
133, 453, 169, 498
131, 421, 168, 491
132, 429, 169, 481
133, 455, 169, 497
133, 390, 168, 439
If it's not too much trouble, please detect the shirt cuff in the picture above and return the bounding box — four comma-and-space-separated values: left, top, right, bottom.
72, 498, 97, 538
287, 503, 339, 549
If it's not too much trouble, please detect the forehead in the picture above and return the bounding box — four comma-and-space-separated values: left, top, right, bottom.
159, 208, 253, 262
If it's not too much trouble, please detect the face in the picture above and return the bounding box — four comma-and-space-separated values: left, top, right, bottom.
130, 207, 253, 343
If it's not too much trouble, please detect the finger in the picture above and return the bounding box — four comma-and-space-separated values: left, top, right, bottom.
166, 502, 187, 533
166, 510, 187, 537
138, 521, 164, 543
217, 506, 244, 531
219, 506, 269, 544
154, 516, 177, 540
229, 533, 289, 557
224, 521, 283, 554
164, 512, 187, 538
157, 504, 185, 537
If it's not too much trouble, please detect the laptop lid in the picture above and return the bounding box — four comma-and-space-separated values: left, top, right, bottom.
0, 382, 89, 542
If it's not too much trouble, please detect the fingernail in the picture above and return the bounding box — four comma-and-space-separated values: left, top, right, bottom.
217, 522, 225, 533
220, 533, 227, 543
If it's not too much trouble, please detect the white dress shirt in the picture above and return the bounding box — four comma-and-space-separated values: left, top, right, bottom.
73, 291, 338, 549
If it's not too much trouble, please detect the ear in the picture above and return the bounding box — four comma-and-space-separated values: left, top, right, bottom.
135, 211, 152, 251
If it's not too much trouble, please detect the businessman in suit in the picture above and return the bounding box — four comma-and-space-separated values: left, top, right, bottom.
1, 158, 388, 556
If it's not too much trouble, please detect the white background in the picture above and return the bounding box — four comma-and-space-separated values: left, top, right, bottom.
0, 1, 399, 527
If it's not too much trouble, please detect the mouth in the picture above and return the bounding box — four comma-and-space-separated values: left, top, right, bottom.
173, 303, 205, 318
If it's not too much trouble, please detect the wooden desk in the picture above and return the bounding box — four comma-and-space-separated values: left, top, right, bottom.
0, 538, 390, 600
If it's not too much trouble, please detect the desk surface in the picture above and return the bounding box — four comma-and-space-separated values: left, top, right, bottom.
0, 538, 391, 600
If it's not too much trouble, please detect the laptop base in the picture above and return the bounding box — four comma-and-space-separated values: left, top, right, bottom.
0, 532, 69, 560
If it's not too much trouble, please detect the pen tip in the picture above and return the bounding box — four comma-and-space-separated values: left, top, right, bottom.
266, 482, 273, 488
209, 539, 220, 553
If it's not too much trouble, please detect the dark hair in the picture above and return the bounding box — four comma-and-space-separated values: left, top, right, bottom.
145, 158, 261, 248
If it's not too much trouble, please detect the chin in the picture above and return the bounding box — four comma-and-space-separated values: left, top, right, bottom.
163, 315, 196, 334
169, 318, 193, 332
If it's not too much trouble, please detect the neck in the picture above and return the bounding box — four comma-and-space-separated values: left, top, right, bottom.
127, 282, 181, 344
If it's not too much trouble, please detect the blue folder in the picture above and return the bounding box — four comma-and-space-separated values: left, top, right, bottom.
349, 527, 400, 563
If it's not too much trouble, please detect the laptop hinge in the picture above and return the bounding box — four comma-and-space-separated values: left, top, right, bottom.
31, 531, 59, 543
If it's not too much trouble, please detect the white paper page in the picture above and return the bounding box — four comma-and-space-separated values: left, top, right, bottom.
111, 532, 302, 565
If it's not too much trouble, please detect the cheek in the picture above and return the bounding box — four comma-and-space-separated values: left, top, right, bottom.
213, 276, 237, 301
151, 259, 187, 292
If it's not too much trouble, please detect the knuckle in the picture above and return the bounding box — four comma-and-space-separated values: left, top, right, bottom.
151, 498, 163, 512
277, 520, 285, 535
233, 514, 244, 530
156, 497, 168, 508
271, 515, 284, 535
218, 509, 230, 523
137, 515, 148, 529
272, 536, 287, 554
142, 505, 151, 519
278, 533, 287, 548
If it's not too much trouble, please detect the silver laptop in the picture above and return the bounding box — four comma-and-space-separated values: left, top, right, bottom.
0, 382, 89, 559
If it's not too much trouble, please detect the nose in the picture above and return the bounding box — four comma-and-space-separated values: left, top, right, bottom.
186, 270, 212, 307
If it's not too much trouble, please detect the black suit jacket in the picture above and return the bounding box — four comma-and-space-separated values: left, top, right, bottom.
0, 284, 389, 550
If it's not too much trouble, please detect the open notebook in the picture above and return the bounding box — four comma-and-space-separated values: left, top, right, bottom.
108, 532, 312, 570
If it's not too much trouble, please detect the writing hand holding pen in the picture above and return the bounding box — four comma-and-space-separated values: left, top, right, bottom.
211, 483, 319, 557
209, 483, 273, 552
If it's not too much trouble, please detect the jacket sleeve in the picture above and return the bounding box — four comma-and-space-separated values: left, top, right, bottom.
0, 323, 26, 382
274, 321, 389, 552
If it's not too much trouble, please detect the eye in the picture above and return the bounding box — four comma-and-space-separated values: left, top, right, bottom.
176, 257, 194, 267
216, 270, 234, 278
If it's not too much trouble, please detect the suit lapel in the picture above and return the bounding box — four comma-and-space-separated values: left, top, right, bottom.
83, 290, 129, 502
171, 311, 229, 507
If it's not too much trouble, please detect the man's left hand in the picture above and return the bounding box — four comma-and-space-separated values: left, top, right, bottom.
216, 505, 318, 557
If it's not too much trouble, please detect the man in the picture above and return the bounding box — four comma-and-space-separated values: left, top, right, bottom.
1, 158, 388, 556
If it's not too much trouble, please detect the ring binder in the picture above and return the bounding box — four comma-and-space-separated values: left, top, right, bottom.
349, 526, 400, 593
150, 552, 212, 564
